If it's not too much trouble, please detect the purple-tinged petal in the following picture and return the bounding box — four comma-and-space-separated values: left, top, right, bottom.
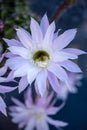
0, 71, 15, 83
24, 87, 33, 107
5, 70, 15, 81
27, 66, 40, 84
53, 29, 77, 51
14, 63, 30, 77
0, 66, 7, 76
53, 51, 78, 62
0, 96, 7, 116
5, 52, 15, 58
46, 102, 65, 115
34, 81, 41, 96
0, 53, 5, 62
9, 106, 18, 111
43, 92, 54, 107
36, 70, 47, 96
25, 117, 36, 130
8, 46, 29, 59
42, 22, 55, 46
11, 97, 25, 108
53, 29, 61, 39
0, 97, 6, 108
47, 117, 68, 127
47, 63, 68, 82
0, 85, 17, 94
3, 38, 22, 47
46, 107, 61, 115
36, 120, 49, 130
36, 90, 50, 107
0, 76, 10, 83
59, 60, 82, 73
11, 112, 30, 123
16, 28, 32, 48
63, 48, 86, 55
40, 14, 49, 36
6, 56, 29, 70
30, 18, 43, 43
18, 121, 26, 129
57, 87, 68, 100
18, 27, 32, 39
48, 71, 61, 93
18, 76, 28, 93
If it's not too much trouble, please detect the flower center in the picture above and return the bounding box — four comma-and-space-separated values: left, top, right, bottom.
37, 112, 43, 121
33, 50, 50, 68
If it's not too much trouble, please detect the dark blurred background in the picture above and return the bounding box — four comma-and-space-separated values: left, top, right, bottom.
0, 0, 87, 130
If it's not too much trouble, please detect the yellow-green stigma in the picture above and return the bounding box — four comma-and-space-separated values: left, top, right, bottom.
33, 50, 50, 68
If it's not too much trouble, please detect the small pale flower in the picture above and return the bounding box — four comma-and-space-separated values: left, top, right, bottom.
4, 14, 85, 96
9, 88, 68, 130
57, 72, 83, 100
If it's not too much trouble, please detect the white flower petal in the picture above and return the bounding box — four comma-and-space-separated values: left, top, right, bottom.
14, 63, 29, 77
18, 76, 28, 93
0, 85, 17, 94
46, 102, 65, 115
42, 22, 55, 46
47, 63, 68, 82
0, 53, 5, 62
8, 46, 29, 59
36, 120, 49, 130
25, 88, 33, 107
25, 118, 35, 130
48, 71, 61, 93
0, 71, 15, 83
63, 48, 86, 55
27, 66, 40, 84
46, 107, 60, 115
59, 60, 82, 73
3, 38, 22, 47
53, 51, 78, 62
18, 121, 26, 129
30, 18, 43, 43
47, 117, 68, 127
53, 29, 77, 51
36, 70, 47, 96
16, 28, 32, 48
11, 98, 25, 108
6, 57, 29, 70
53, 30, 59, 39
0, 66, 7, 76
11, 112, 30, 123
40, 14, 49, 36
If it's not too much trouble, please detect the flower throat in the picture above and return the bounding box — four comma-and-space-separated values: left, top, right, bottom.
33, 50, 50, 68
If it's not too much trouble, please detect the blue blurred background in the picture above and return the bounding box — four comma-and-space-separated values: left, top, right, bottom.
0, 0, 87, 130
